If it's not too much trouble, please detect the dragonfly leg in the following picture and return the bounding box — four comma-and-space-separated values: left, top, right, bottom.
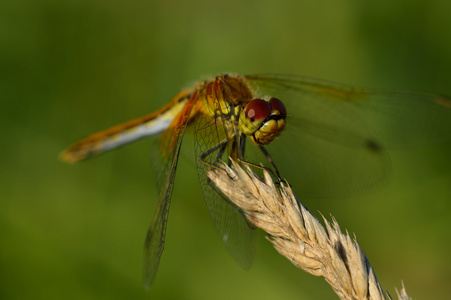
235, 145, 283, 185
198, 137, 255, 228
199, 137, 238, 180
257, 145, 281, 178
236, 158, 283, 184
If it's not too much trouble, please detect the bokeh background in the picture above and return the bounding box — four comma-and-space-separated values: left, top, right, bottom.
2, 0, 451, 299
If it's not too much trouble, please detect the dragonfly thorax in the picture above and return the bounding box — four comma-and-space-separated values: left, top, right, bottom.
239, 98, 287, 145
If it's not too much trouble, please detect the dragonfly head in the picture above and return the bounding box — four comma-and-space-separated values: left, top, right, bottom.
239, 97, 287, 145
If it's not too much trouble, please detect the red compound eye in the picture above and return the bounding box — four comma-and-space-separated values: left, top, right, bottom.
246, 99, 272, 121
269, 97, 287, 118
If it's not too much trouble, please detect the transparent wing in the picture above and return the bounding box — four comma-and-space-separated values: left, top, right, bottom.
194, 90, 256, 269
244, 74, 451, 197
143, 93, 196, 288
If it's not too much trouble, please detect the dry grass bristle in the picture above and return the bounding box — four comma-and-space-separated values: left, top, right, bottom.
395, 282, 412, 300
207, 160, 411, 300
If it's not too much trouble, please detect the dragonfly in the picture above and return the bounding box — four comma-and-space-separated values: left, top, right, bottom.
60, 74, 451, 287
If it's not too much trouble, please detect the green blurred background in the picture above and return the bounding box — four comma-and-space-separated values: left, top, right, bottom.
2, 0, 451, 299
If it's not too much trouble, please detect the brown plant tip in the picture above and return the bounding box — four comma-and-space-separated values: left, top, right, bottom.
395, 282, 412, 300
207, 160, 410, 300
